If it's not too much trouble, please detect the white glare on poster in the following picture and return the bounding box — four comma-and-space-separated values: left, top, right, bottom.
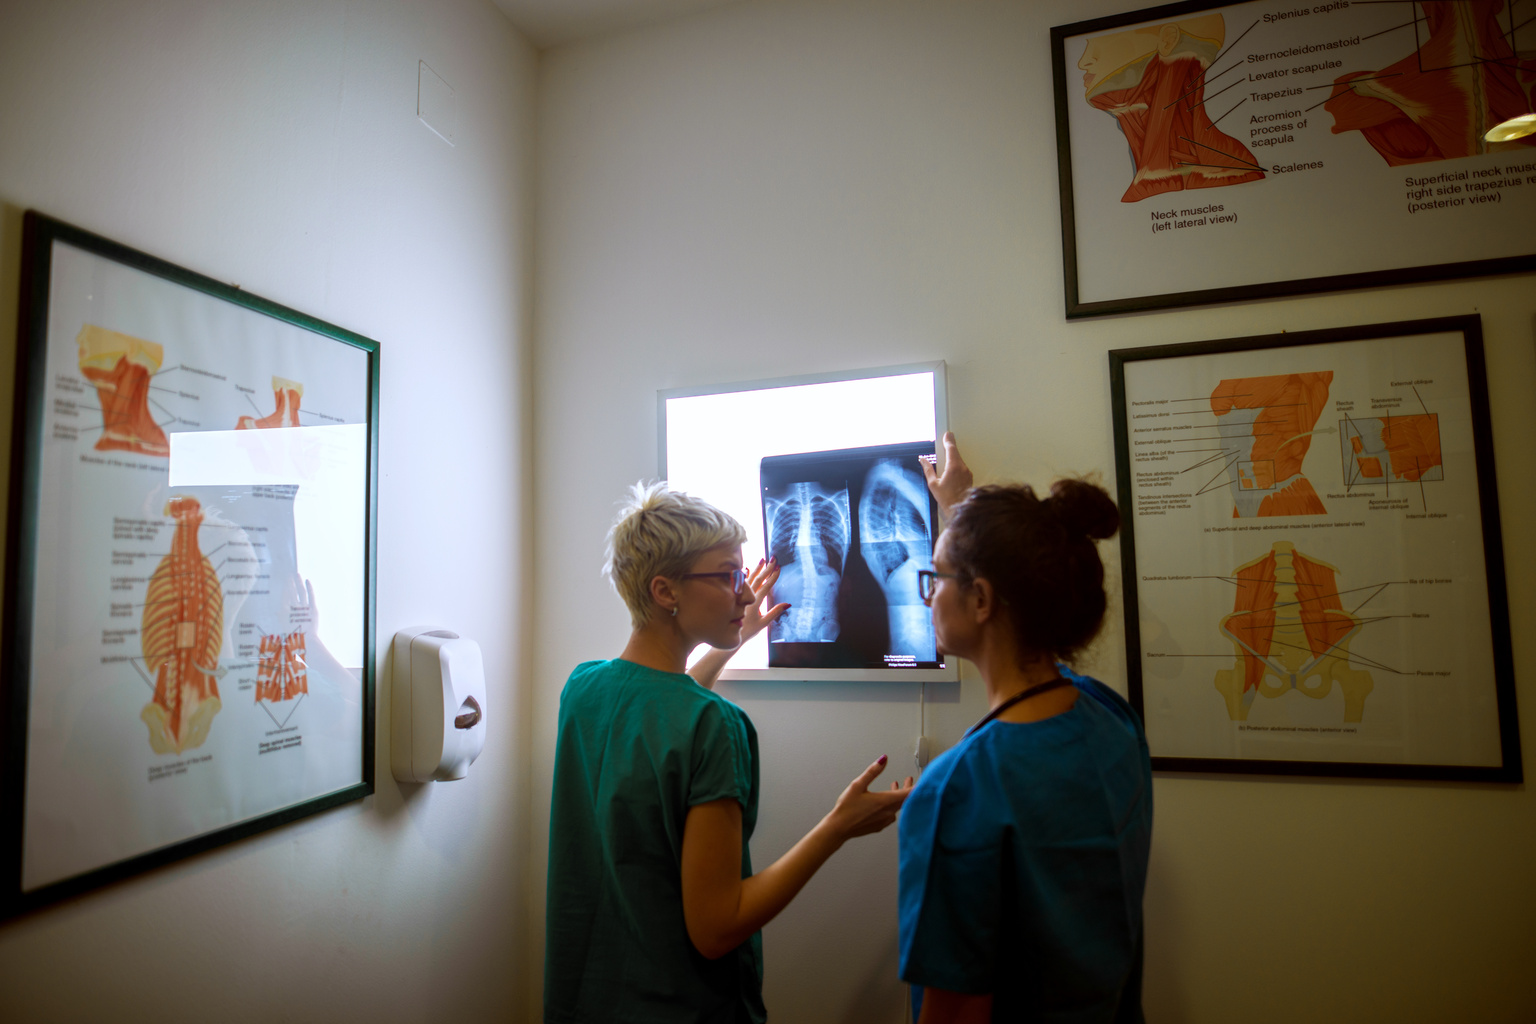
663, 370, 947, 677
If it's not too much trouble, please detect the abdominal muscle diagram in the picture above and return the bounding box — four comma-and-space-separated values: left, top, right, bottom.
1171, 371, 1444, 517
1136, 369, 1453, 724
67, 324, 350, 754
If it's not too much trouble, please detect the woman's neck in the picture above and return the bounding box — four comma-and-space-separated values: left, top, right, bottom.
619, 621, 691, 675
969, 631, 1075, 722
983, 658, 1062, 711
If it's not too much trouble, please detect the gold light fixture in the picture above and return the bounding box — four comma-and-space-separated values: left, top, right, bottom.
1484, 113, 1536, 143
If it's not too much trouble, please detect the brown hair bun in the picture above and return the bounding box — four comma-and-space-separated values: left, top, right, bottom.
1046, 478, 1121, 542
942, 478, 1121, 663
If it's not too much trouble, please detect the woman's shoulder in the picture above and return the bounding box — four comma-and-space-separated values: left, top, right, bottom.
562, 658, 752, 723
1062, 666, 1146, 737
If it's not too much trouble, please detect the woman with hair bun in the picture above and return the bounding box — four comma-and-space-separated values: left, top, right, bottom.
898, 434, 1153, 1024
545, 481, 913, 1024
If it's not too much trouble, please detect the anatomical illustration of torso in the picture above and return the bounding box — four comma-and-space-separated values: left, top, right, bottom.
1211, 372, 1333, 517
1326, 0, 1536, 166
1079, 14, 1265, 202
857, 459, 938, 663
1341, 413, 1444, 487
216, 484, 353, 732
766, 481, 852, 643
256, 631, 309, 703
77, 325, 170, 458
140, 496, 224, 754
1215, 541, 1375, 722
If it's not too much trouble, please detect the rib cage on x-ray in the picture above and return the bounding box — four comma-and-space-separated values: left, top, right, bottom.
765, 482, 851, 642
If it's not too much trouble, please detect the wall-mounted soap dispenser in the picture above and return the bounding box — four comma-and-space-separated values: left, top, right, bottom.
391, 626, 486, 782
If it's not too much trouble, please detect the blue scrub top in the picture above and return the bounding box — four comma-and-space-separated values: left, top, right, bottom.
898, 667, 1152, 1023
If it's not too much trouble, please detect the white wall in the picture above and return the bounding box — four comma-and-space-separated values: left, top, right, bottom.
0, 1, 537, 1021
531, 2, 1536, 1022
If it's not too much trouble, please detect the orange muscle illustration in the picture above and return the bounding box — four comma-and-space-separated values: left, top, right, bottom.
1079, 14, 1264, 202
237, 376, 303, 429
141, 496, 224, 754
256, 630, 309, 703
1342, 414, 1444, 485
1215, 542, 1374, 722
1325, 0, 1536, 166
1211, 372, 1332, 517
76, 325, 170, 457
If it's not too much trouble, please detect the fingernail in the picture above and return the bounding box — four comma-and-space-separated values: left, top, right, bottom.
877, 754, 888, 765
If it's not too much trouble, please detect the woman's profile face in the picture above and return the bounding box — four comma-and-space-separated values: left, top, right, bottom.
676, 542, 753, 651
927, 533, 971, 659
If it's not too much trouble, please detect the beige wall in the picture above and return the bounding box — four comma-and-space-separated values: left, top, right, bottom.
531, 2, 1536, 1022
0, 1, 537, 1020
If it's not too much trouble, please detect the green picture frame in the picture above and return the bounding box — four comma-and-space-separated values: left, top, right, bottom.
3, 212, 379, 916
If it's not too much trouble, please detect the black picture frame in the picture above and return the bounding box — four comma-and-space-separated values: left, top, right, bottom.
1052, 1, 1536, 318
2, 212, 379, 916
1109, 315, 1519, 780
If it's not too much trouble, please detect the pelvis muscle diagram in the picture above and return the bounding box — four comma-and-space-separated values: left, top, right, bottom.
1326, 0, 1536, 166
1079, 14, 1265, 202
1215, 541, 1375, 722
141, 496, 224, 754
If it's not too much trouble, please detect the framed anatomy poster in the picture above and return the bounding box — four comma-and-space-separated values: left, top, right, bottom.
2, 212, 378, 915
1109, 316, 1520, 780
1052, 1, 1536, 317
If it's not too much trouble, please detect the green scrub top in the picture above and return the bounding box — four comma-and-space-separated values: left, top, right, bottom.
544, 659, 765, 1024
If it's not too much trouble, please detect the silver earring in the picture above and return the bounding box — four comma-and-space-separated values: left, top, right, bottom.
671, 606, 678, 617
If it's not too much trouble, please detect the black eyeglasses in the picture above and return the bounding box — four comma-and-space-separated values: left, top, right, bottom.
916, 569, 962, 605
680, 568, 750, 593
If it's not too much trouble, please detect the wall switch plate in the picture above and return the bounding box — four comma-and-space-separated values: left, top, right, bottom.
418, 60, 456, 145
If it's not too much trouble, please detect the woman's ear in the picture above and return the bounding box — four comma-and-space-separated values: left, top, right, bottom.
649, 575, 678, 617
968, 576, 999, 625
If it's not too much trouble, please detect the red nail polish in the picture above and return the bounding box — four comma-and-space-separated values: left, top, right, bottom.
877, 754, 888, 766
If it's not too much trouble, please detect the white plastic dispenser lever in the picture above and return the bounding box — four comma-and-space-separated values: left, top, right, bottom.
391, 626, 487, 782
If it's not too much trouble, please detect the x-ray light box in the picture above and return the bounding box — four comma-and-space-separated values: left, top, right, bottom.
660, 362, 958, 681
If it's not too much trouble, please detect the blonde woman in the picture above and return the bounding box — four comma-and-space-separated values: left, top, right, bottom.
544, 482, 913, 1023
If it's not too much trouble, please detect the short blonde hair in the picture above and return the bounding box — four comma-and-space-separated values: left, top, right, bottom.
605, 481, 747, 628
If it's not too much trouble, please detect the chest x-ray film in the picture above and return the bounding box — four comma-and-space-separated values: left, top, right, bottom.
761, 441, 940, 670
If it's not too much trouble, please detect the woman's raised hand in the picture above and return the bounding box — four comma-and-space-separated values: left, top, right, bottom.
922, 431, 973, 517
739, 557, 789, 642
823, 755, 914, 842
